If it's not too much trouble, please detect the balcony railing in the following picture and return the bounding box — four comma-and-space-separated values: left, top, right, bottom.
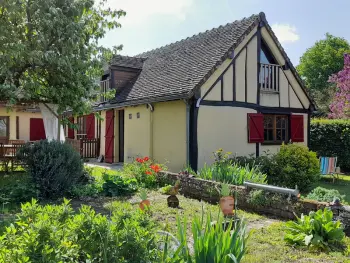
100, 79, 110, 103
259, 63, 281, 92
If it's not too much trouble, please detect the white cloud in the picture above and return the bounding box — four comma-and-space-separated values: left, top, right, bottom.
271, 24, 300, 43
106, 0, 194, 26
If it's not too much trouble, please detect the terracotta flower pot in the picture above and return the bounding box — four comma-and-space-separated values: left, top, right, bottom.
219, 196, 235, 216
139, 199, 151, 210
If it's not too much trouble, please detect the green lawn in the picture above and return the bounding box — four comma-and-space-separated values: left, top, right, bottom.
309, 175, 350, 204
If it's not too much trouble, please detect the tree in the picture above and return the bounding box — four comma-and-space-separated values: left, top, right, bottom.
329, 54, 350, 119
297, 33, 350, 112
0, 0, 125, 115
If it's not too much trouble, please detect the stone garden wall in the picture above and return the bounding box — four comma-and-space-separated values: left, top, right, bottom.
158, 171, 350, 234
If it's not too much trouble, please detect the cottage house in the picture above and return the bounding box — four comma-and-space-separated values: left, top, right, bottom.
66, 12, 315, 172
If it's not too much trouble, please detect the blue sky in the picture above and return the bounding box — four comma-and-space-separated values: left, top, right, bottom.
101, 0, 350, 66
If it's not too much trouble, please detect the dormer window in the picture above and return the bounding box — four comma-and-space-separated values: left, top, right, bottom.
259, 40, 280, 92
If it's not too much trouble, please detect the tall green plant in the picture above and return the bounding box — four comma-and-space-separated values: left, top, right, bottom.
162, 212, 249, 262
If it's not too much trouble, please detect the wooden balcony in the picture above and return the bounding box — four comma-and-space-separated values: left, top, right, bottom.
66, 138, 100, 159
259, 63, 281, 92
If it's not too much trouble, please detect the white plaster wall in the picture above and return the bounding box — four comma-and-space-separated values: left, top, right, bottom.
223, 65, 234, 101
197, 106, 257, 168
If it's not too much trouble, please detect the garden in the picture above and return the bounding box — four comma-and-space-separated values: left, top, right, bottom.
0, 140, 350, 262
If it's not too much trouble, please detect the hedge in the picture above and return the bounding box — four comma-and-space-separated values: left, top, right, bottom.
310, 119, 350, 172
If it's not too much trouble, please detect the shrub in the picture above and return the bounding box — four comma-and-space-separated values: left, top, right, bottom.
18, 140, 86, 198
306, 187, 345, 203
0, 199, 159, 262
123, 156, 166, 188
310, 118, 350, 172
102, 171, 138, 197
270, 144, 320, 191
285, 208, 345, 251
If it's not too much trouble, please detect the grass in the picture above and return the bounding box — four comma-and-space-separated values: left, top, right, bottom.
308, 175, 350, 204
244, 222, 350, 263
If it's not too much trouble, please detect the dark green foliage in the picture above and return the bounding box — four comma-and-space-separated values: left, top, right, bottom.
285, 208, 345, 251
234, 144, 320, 191
306, 187, 345, 203
18, 141, 86, 198
0, 200, 159, 262
102, 172, 138, 197
310, 119, 350, 171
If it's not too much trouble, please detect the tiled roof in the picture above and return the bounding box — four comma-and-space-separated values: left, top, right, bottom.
109, 13, 262, 105
111, 55, 146, 70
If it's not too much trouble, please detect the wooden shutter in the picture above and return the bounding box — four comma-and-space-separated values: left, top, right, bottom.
86, 114, 95, 139
30, 118, 46, 141
248, 113, 264, 143
105, 110, 115, 163
68, 117, 75, 139
290, 115, 304, 142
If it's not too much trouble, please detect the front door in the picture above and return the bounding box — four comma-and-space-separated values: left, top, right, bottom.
30, 118, 46, 141
105, 110, 114, 163
118, 110, 125, 162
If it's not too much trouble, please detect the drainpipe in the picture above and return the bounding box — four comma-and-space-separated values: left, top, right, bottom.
147, 104, 154, 158
185, 99, 190, 165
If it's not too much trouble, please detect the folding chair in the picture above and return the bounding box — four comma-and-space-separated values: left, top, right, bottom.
320, 157, 340, 183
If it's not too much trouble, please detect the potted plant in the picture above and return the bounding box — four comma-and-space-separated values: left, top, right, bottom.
139, 189, 150, 210
219, 183, 235, 216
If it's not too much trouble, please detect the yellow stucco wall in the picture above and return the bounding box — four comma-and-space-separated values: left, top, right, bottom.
99, 110, 107, 158
197, 106, 257, 168
223, 65, 234, 101
279, 70, 289, 107
124, 105, 151, 162
152, 100, 187, 172
235, 48, 246, 102
205, 81, 221, 101
260, 93, 280, 107
246, 37, 258, 104
0, 108, 43, 141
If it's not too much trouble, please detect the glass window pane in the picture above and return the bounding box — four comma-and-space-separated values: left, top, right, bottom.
0, 118, 8, 137
264, 116, 273, 129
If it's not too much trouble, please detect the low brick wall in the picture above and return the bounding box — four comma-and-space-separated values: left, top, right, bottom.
158, 171, 350, 233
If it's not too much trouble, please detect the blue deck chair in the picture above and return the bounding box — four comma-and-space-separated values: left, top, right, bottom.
319, 157, 340, 183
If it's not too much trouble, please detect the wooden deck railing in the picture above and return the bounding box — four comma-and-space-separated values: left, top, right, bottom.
66, 138, 100, 158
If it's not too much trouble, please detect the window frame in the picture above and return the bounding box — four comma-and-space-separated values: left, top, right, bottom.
76, 116, 87, 139
262, 114, 289, 145
0, 116, 9, 139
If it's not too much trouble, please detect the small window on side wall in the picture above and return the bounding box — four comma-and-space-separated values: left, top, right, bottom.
263, 115, 288, 144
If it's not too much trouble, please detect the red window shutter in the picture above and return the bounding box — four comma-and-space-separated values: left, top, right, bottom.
248, 113, 264, 143
86, 114, 95, 139
68, 117, 75, 139
291, 115, 304, 142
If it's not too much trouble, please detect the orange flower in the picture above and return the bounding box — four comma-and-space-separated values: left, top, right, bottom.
143, 157, 150, 162
145, 171, 153, 175
150, 164, 161, 173
136, 157, 144, 163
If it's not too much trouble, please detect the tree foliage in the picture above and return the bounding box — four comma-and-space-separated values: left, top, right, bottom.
0, 0, 125, 115
297, 33, 350, 112
329, 54, 350, 119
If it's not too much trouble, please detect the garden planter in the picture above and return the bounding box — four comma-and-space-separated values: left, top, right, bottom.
167, 195, 179, 208
219, 196, 235, 216
139, 199, 150, 210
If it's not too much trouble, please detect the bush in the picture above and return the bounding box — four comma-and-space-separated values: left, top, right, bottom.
0, 199, 160, 262
310, 118, 350, 172
306, 187, 345, 203
18, 140, 86, 198
102, 171, 138, 197
234, 144, 320, 191
270, 144, 320, 191
285, 208, 345, 251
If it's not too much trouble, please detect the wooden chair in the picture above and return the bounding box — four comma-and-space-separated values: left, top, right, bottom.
320, 157, 340, 183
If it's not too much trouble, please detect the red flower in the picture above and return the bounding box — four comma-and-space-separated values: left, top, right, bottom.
145, 171, 153, 175
136, 158, 144, 163
150, 164, 161, 173
143, 157, 150, 162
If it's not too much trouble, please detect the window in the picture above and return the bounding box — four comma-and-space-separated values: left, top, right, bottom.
0, 116, 9, 139
77, 116, 86, 139
263, 115, 288, 143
